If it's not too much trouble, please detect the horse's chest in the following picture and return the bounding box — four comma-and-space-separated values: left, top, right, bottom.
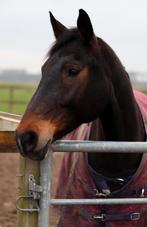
87, 153, 142, 192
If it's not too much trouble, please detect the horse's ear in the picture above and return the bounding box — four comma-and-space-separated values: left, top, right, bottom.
49, 12, 68, 39
77, 9, 97, 46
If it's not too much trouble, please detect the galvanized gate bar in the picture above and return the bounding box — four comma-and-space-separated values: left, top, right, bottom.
1, 138, 147, 154
38, 149, 53, 227
36, 140, 147, 227
50, 198, 147, 205
52, 140, 147, 153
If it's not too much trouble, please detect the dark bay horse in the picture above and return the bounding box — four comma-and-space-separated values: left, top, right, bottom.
16, 9, 147, 226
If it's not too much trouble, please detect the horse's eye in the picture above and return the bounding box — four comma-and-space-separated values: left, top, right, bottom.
66, 68, 80, 76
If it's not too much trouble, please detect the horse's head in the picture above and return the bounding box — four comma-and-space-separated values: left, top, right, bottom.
16, 9, 110, 160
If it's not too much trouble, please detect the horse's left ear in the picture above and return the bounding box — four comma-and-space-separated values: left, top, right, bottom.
49, 12, 68, 39
77, 9, 97, 46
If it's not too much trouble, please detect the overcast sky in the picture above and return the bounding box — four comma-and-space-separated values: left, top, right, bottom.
0, 0, 146, 73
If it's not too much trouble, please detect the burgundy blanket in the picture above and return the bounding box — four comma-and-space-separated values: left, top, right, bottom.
56, 90, 147, 227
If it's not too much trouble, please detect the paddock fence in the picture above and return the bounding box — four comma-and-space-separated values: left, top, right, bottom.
0, 111, 147, 227
0, 85, 35, 113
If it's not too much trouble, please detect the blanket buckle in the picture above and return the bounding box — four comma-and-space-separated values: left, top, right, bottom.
93, 213, 105, 221
130, 212, 141, 221
140, 188, 145, 197
93, 189, 108, 197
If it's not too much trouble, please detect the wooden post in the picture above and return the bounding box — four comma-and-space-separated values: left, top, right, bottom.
17, 156, 40, 227
0, 130, 40, 227
0, 131, 17, 152
9, 87, 14, 113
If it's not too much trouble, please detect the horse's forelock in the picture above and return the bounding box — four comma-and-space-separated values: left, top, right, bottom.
48, 29, 80, 57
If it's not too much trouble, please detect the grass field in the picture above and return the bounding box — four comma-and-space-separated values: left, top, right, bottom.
0, 84, 36, 114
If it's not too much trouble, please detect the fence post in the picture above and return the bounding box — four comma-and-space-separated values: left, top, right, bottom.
17, 156, 40, 227
9, 86, 14, 112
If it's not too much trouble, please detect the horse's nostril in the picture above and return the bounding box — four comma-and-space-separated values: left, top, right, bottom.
17, 131, 38, 154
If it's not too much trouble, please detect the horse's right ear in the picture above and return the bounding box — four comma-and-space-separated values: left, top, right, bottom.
49, 12, 68, 39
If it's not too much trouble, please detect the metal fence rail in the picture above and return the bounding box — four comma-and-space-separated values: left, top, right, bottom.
37, 140, 147, 227
50, 198, 147, 205
52, 140, 147, 153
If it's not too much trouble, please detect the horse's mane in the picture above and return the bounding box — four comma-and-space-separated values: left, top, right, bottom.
97, 37, 130, 81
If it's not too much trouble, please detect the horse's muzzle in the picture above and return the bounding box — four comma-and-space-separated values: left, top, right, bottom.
16, 130, 52, 161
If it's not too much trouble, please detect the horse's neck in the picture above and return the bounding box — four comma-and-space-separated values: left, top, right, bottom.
89, 84, 145, 178
100, 82, 145, 141
88, 45, 146, 178
101, 44, 146, 141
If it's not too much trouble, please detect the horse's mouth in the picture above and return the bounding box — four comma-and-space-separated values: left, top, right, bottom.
18, 142, 49, 161
17, 129, 68, 161
29, 143, 50, 161
30, 134, 64, 161
18, 137, 53, 161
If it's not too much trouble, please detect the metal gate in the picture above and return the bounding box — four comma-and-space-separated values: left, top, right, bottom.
1, 111, 147, 227
37, 140, 147, 227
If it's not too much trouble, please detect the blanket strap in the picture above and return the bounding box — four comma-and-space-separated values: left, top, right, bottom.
78, 207, 144, 222
90, 185, 147, 198
92, 211, 142, 222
